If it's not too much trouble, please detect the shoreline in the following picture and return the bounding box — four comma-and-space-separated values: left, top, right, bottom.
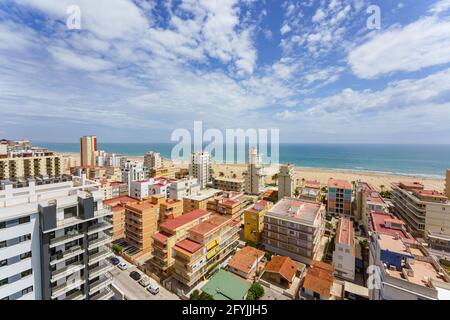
57, 152, 445, 191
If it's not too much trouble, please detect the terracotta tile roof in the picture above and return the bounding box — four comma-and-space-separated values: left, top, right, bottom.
188, 214, 230, 237
103, 196, 139, 206
302, 260, 334, 299
336, 217, 354, 246
175, 239, 203, 254
228, 247, 264, 275
159, 209, 210, 232
152, 232, 170, 244
328, 179, 352, 189
263, 256, 297, 282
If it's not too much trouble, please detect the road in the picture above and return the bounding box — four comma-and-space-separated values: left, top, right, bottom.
110, 263, 180, 300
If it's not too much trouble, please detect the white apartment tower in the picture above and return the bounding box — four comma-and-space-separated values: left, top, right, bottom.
144, 151, 162, 170
244, 148, 266, 194
189, 152, 211, 189
0, 175, 114, 300
121, 161, 149, 193
278, 163, 295, 200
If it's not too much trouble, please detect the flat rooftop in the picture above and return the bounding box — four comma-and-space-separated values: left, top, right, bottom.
188, 214, 230, 237
336, 217, 354, 246
268, 198, 322, 225
378, 234, 413, 256
183, 188, 221, 201
389, 259, 448, 287
369, 212, 416, 244
159, 209, 210, 232
328, 179, 352, 189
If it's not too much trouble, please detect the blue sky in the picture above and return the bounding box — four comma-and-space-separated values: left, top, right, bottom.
1, 0, 450, 143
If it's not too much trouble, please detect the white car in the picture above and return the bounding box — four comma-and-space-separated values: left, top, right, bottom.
118, 262, 128, 270
146, 283, 160, 295
138, 276, 151, 287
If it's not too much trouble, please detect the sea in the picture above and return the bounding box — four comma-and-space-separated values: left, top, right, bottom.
36, 143, 450, 179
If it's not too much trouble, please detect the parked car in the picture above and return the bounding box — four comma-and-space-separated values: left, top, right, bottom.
146, 283, 160, 295
138, 276, 151, 287
129, 271, 141, 281
118, 262, 128, 270
110, 257, 120, 266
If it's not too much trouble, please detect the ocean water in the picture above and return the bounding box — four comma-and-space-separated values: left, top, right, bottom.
37, 142, 450, 178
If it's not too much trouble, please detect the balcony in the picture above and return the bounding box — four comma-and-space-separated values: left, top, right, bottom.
50, 245, 84, 266
49, 230, 84, 248
51, 261, 84, 282
87, 222, 113, 236
64, 290, 85, 300
51, 277, 84, 299
89, 274, 113, 295
88, 233, 113, 250
90, 287, 114, 300
88, 249, 113, 266
88, 264, 114, 280
94, 207, 113, 218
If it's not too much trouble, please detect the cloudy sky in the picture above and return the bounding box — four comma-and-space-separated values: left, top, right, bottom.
1, 0, 450, 143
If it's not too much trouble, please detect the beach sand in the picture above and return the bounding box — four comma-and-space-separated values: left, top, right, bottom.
58, 152, 445, 192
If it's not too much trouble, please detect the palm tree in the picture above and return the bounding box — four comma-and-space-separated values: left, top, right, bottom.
232, 173, 237, 179
272, 173, 278, 183
219, 172, 225, 177
380, 184, 385, 192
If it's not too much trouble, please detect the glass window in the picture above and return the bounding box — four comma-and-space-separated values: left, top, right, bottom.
18, 216, 31, 224
0, 278, 8, 287
0, 241, 6, 248
20, 252, 32, 260
21, 269, 32, 278
21, 286, 33, 295
0, 221, 5, 229
0, 260, 7, 267
19, 234, 31, 242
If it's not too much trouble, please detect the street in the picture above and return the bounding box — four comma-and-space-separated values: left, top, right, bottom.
110, 262, 180, 300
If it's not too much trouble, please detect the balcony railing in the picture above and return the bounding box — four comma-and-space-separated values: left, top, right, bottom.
90, 287, 114, 300
88, 249, 113, 266
50, 245, 84, 266
51, 261, 84, 282
51, 277, 84, 299
87, 222, 113, 236
49, 230, 83, 248
89, 274, 113, 295
64, 290, 85, 300
88, 264, 114, 280
88, 233, 113, 250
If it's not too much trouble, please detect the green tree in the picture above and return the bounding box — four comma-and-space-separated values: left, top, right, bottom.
246, 291, 255, 300
248, 282, 264, 300
219, 172, 225, 177
112, 244, 123, 254
232, 173, 237, 179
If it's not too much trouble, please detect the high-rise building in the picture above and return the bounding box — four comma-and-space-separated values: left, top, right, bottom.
144, 151, 162, 170
189, 152, 211, 189
278, 164, 295, 200
80, 136, 98, 167
0, 144, 62, 180
244, 148, 266, 194
262, 198, 325, 264
121, 160, 149, 192
327, 179, 352, 217
355, 181, 388, 230
391, 182, 450, 237
0, 175, 114, 300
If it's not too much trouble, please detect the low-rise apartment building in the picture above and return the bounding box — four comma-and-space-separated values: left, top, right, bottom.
368, 233, 450, 300
168, 177, 200, 200
149, 166, 177, 179
391, 182, 450, 237
262, 198, 325, 264
103, 196, 140, 240
355, 181, 389, 228
300, 180, 321, 202
0, 175, 114, 300
212, 177, 245, 192
227, 246, 264, 279
206, 191, 246, 222
244, 200, 273, 244
182, 188, 221, 213
150, 209, 211, 277
332, 217, 355, 281
172, 214, 240, 291
328, 179, 352, 217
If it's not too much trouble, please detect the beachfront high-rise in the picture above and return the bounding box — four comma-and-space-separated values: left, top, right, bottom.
0, 175, 114, 300
189, 152, 211, 189
244, 147, 266, 195
446, 169, 450, 199
278, 163, 295, 200
144, 151, 162, 170
327, 179, 352, 217
80, 136, 98, 167
0, 140, 62, 180
391, 182, 450, 239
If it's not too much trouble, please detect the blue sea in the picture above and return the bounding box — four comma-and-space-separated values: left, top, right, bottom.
36, 142, 450, 178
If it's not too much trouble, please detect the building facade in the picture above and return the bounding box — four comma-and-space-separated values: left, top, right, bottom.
332, 217, 355, 281
278, 164, 295, 200
212, 177, 245, 192
244, 148, 266, 194
80, 136, 98, 167
169, 177, 200, 200
189, 152, 211, 189
144, 151, 162, 170
328, 179, 352, 217
244, 200, 273, 244
262, 198, 325, 264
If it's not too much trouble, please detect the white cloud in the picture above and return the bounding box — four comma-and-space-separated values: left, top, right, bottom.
429, 0, 450, 14
312, 9, 326, 22
280, 23, 292, 35
349, 17, 450, 79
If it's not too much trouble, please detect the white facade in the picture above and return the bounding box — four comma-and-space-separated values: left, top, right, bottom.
168, 177, 200, 200
121, 161, 149, 193
244, 148, 266, 194
332, 219, 355, 281
96, 151, 127, 167
189, 152, 211, 189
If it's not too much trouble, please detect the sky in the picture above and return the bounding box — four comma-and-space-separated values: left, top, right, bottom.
0, 0, 450, 144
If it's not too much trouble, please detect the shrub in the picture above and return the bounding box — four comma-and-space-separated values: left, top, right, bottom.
190, 290, 200, 300
248, 282, 264, 300
112, 243, 123, 254
264, 252, 272, 261
246, 291, 255, 300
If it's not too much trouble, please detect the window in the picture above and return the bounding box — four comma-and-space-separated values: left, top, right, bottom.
0, 259, 7, 267
20, 252, 32, 260
0, 278, 8, 287
19, 234, 31, 242
0, 222, 5, 229
18, 216, 30, 224
21, 269, 32, 278
0, 241, 6, 249
21, 286, 33, 295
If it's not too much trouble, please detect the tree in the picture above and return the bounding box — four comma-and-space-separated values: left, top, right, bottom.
379, 185, 385, 192
247, 282, 264, 300
190, 290, 200, 300
272, 173, 278, 183
219, 172, 225, 177
294, 187, 301, 197
112, 243, 123, 254
232, 173, 237, 179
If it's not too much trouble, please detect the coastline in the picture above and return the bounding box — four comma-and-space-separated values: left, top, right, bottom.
58, 152, 445, 192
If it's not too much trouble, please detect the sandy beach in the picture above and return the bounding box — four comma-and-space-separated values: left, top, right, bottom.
58, 152, 445, 192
